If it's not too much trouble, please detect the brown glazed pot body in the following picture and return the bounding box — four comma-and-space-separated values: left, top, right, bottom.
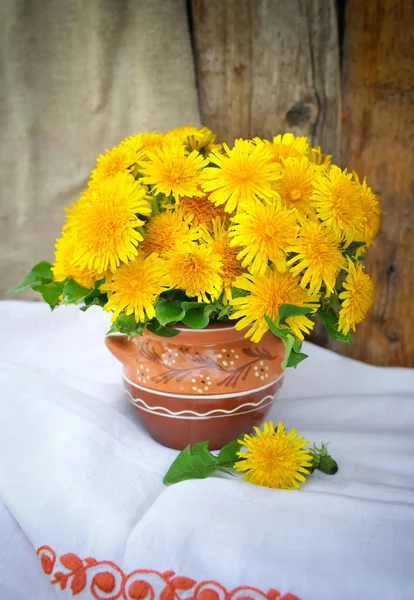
105, 324, 285, 450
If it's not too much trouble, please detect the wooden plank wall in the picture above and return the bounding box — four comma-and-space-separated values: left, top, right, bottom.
189, 0, 414, 367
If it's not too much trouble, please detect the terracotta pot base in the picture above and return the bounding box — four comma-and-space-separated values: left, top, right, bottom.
106, 323, 285, 450
124, 375, 283, 450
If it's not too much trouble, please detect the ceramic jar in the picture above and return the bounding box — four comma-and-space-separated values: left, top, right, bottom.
106, 324, 284, 450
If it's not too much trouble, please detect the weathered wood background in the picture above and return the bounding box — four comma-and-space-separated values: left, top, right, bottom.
2, 0, 412, 367
189, 0, 414, 367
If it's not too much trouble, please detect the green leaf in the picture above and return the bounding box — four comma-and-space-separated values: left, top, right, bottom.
278, 303, 314, 325
285, 351, 308, 368
163, 443, 217, 485
181, 307, 210, 329
264, 315, 289, 339
265, 315, 308, 369
280, 336, 296, 369
317, 308, 352, 344
32, 281, 64, 309
217, 439, 242, 468
9, 261, 54, 294
145, 320, 179, 338
155, 300, 185, 326
80, 295, 108, 311
230, 287, 248, 299
180, 301, 208, 312
108, 313, 144, 337
343, 241, 366, 256
62, 279, 91, 304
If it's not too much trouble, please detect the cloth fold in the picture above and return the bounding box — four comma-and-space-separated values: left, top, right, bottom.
1, 301, 414, 599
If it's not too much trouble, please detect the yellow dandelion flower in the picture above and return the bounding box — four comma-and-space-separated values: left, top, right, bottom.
141, 210, 197, 256
140, 142, 208, 202
308, 145, 332, 167
169, 125, 218, 153
52, 235, 99, 289
338, 259, 374, 335
68, 173, 151, 273
234, 420, 312, 489
230, 269, 319, 343
352, 173, 381, 247
180, 193, 227, 230
266, 132, 310, 164
275, 156, 318, 217
165, 242, 223, 303
201, 139, 281, 213
287, 220, 345, 295
229, 200, 298, 275
101, 253, 171, 322
90, 138, 143, 182
201, 218, 245, 302
311, 165, 364, 246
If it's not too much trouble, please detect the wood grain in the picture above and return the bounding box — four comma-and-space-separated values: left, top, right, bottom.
190, 0, 341, 159
334, 0, 414, 366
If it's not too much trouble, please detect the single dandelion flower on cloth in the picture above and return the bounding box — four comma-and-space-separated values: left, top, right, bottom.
68, 172, 151, 273
338, 259, 374, 335
139, 142, 208, 202
101, 253, 171, 322
90, 137, 143, 182
201, 218, 245, 302
234, 420, 313, 490
165, 242, 223, 303
275, 156, 318, 217
180, 193, 227, 230
169, 125, 218, 154
308, 145, 332, 167
311, 165, 364, 246
287, 220, 345, 295
141, 210, 197, 256
230, 269, 319, 343
201, 139, 281, 213
266, 132, 310, 164
229, 199, 298, 275
52, 235, 99, 290
352, 172, 381, 247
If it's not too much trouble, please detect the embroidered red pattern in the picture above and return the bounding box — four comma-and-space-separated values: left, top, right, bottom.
36, 545, 302, 600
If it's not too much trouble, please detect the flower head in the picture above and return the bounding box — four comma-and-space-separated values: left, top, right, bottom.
230, 269, 319, 342
141, 210, 197, 256
288, 220, 345, 295
311, 166, 363, 245
101, 253, 171, 322
201, 139, 280, 213
68, 173, 151, 273
229, 199, 298, 274
234, 420, 313, 489
266, 133, 310, 164
202, 218, 245, 302
338, 259, 374, 335
165, 242, 223, 303
180, 193, 227, 230
275, 156, 318, 217
169, 125, 218, 154
352, 173, 381, 247
139, 143, 208, 201
52, 235, 99, 289
90, 139, 143, 182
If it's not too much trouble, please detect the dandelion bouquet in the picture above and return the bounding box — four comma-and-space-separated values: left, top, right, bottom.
12, 126, 380, 367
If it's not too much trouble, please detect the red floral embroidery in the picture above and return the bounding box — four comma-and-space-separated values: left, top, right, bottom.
36, 545, 302, 600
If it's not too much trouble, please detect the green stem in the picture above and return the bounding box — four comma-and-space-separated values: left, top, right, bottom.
151, 194, 160, 216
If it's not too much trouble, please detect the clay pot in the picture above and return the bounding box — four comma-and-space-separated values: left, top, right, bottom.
105, 324, 285, 450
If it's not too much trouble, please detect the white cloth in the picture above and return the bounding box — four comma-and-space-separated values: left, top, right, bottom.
0, 300, 413, 600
